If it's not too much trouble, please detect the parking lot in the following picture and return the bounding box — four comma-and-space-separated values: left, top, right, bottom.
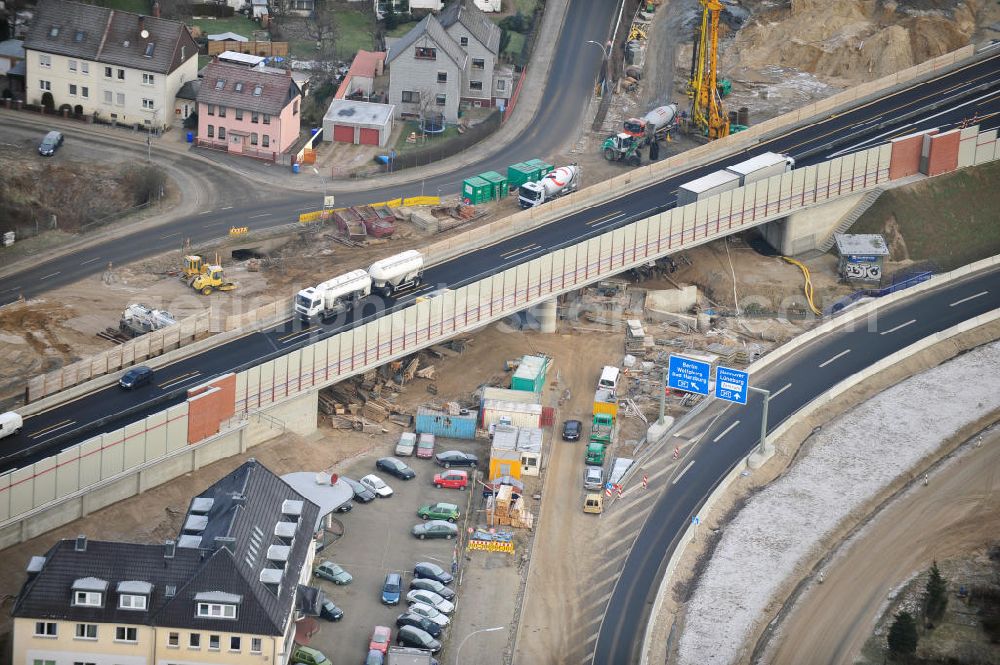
307, 436, 486, 663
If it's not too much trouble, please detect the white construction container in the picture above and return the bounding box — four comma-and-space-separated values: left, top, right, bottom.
725, 151, 795, 186
676, 170, 741, 207
368, 250, 424, 296
481, 400, 543, 431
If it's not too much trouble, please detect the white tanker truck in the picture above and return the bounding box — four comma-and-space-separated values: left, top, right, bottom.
368, 250, 424, 297
518, 164, 580, 209
295, 269, 372, 321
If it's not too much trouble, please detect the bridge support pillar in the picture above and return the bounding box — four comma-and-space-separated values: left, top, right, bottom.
760, 192, 866, 255
535, 298, 558, 333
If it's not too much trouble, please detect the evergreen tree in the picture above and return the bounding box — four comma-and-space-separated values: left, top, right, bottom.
923, 561, 949, 625
887, 611, 918, 660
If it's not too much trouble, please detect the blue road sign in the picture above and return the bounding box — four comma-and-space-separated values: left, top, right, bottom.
668, 354, 710, 396
715, 366, 749, 405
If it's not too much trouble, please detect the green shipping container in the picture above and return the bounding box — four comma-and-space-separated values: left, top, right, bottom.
511, 354, 549, 392
478, 170, 508, 199
462, 176, 491, 205
507, 162, 540, 190
525, 158, 554, 177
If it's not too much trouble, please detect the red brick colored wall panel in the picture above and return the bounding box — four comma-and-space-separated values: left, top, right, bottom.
187, 387, 223, 444
926, 130, 961, 176
889, 134, 924, 179
209, 373, 237, 422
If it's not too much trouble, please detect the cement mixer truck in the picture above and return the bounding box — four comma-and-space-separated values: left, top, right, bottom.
623, 103, 678, 145
295, 269, 372, 321
369, 250, 424, 297
518, 164, 580, 208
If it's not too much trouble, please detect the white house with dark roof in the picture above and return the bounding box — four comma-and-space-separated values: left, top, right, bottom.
386, 0, 512, 123
22, 0, 198, 129
11, 459, 321, 665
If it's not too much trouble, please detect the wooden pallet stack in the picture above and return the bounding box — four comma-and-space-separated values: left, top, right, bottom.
486, 485, 534, 530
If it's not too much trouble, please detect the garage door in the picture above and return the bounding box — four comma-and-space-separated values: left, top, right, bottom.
359, 128, 380, 146
332, 124, 354, 143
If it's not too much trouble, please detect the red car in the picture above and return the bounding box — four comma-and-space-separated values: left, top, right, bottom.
433, 469, 468, 490
369, 625, 391, 655
416, 433, 436, 459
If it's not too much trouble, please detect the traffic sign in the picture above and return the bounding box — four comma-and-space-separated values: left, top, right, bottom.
668, 354, 711, 395
714, 366, 749, 405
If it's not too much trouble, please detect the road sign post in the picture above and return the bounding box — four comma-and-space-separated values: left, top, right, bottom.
668, 355, 711, 396
748, 386, 771, 455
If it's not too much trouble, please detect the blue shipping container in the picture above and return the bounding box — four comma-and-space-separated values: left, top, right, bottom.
415, 407, 478, 440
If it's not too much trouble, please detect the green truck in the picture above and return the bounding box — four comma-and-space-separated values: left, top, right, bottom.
584, 413, 615, 465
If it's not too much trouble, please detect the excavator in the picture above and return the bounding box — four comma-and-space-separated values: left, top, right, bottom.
182, 255, 237, 295
687, 0, 732, 140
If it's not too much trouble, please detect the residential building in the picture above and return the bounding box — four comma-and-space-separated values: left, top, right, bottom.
196, 59, 303, 160
376, 0, 443, 20
335, 49, 386, 100
386, 0, 511, 124
11, 459, 321, 665
22, 0, 198, 129
0, 39, 26, 98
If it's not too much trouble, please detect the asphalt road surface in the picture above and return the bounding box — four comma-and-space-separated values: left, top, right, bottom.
592, 268, 1000, 664
0, 0, 618, 303
2, 48, 999, 471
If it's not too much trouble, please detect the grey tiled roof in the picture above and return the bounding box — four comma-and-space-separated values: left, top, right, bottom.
23, 0, 197, 75
13, 460, 319, 636
197, 61, 301, 116
0, 39, 24, 59
386, 13, 468, 69
438, 0, 501, 54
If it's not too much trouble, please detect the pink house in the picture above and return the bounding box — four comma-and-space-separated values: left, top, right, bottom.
196, 60, 302, 160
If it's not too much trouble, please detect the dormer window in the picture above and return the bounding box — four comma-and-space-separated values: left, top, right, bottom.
74, 591, 102, 606
197, 602, 237, 619
194, 591, 241, 619
72, 577, 108, 607
119, 594, 148, 610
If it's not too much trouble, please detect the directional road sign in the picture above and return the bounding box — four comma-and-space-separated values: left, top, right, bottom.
715, 366, 749, 405
668, 354, 711, 396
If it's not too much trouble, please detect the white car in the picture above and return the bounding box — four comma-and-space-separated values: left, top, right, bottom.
584, 465, 604, 491
405, 589, 454, 614
407, 601, 450, 626
360, 474, 393, 498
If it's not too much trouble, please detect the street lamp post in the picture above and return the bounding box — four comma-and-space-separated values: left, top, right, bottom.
585, 40, 611, 96
454, 626, 505, 665
311, 167, 331, 216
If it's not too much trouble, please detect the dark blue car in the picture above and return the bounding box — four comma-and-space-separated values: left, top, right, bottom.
119, 366, 154, 390
381, 572, 402, 605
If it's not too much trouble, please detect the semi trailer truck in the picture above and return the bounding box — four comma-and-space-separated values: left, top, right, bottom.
369, 250, 424, 297
295, 269, 372, 321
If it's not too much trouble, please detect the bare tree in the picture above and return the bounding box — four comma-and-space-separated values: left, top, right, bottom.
306, 2, 340, 62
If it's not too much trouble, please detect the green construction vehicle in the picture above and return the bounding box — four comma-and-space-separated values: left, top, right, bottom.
585, 441, 606, 465
585, 413, 615, 465
602, 133, 642, 166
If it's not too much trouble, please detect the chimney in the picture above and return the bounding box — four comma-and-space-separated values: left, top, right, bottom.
75, 535, 87, 552
138, 15, 145, 33
152, 1, 161, 18
164, 539, 176, 559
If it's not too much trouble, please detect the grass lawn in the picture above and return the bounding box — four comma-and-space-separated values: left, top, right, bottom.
188, 16, 261, 39
509, 0, 539, 13
333, 8, 377, 58
392, 121, 461, 155
94, 0, 151, 13
505, 31, 525, 59
385, 21, 419, 38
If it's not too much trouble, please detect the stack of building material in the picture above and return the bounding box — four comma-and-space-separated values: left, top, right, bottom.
409, 208, 440, 233
705, 343, 738, 364
486, 485, 534, 529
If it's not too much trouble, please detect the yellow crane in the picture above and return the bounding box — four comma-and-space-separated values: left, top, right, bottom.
688, 0, 730, 140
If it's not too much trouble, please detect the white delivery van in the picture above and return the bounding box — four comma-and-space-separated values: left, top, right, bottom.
0, 411, 24, 440
598, 366, 620, 393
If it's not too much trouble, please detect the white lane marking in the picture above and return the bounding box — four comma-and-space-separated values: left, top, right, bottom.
712, 420, 740, 443
199, 210, 212, 215
771, 382, 792, 398
249, 213, 272, 218
880, 319, 916, 335
40, 272, 60, 280
819, 349, 851, 368
501, 246, 539, 260
672, 460, 695, 485
160, 232, 180, 239
221, 205, 234, 210
4, 285, 20, 292
949, 290, 988, 307
588, 212, 626, 229
80, 256, 102, 265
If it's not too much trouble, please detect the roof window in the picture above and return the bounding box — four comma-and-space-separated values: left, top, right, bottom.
253, 84, 263, 96
74, 30, 85, 42
215, 79, 226, 90
144, 43, 155, 58
49, 26, 60, 38
235, 82, 243, 92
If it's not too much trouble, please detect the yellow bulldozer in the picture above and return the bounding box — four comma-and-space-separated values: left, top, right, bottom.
182, 255, 237, 295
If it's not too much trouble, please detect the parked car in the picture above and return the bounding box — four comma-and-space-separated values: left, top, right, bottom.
291, 645, 333, 665
416, 432, 436, 459
406, 589, 454, 614
342, 476, 377, 503
382, 572, 403, 605
319, 598, 343, 621
407, 602, 450, 627
412, 520, 458, 540
38, 130, 63, 156
409, 577, 455, 601
482, 476, 525, 498
365, 649, 384, 665
413, 561, 454, 585
369, 625, 391, 654
396, 611, 443, 638
376, 457, 416, 480
417, 502, 460, 522
361, 474, 393, 498
584, 465, 604, 491
396, 625, 442, 653
314, 561, 353, 585
434, 450, 479, 468
395, 432, 417, 456
119, 365, 154, 390
562, 419, 583, 441
433, 469, 468, 490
